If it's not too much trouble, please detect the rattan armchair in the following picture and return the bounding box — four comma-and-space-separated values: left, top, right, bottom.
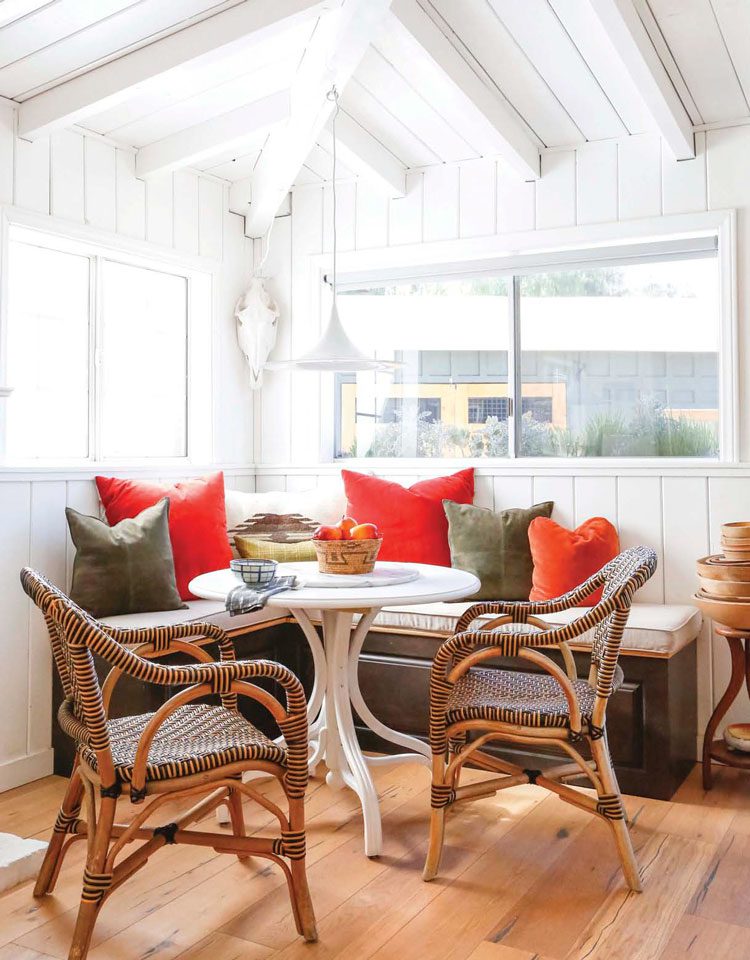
423, 545, 657, 892
21, 568, 316, 960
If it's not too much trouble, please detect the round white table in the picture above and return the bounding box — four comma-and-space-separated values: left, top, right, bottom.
189, 561, 479, 856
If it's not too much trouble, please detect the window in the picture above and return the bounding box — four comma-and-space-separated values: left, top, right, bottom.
3, 227, 203, 462
468, 397, 509, 423
518, 260, 719, 457
336, 278, 510, 458
334, 243, 720, 459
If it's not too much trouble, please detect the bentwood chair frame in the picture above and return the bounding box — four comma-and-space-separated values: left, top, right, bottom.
424, 545, 657, 892
21, 568, 317, 960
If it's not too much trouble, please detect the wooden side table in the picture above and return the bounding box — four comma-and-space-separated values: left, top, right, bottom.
702, 624, 750, 789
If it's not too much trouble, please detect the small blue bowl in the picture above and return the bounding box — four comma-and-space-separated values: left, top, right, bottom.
230, 558, 278, 586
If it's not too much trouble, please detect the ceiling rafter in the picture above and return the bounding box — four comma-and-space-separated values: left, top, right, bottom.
242, 0, 394, 238
135, 90, 290, 178
16, 0, 334, 139
586, 0, 695, 160
317, 111, 406, 198
389, 0, 540, 181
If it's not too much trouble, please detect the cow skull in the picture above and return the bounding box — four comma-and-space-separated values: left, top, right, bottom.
234, 277, 280, 390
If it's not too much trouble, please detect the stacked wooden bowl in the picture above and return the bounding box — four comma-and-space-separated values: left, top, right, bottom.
695, 523, 750, 629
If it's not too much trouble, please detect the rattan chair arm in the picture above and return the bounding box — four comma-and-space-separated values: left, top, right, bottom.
87, 628, 307, 715
101, 621, 236, 659
454, 570, 608, 632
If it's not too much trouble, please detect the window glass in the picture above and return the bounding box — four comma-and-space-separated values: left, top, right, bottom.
336, 279, 510, 457
3, 230, 193, 462
6, 242, 90, 459
518, 259, 719, 457
100, 261, 188, 458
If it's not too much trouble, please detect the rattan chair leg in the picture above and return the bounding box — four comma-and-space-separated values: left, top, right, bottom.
590, 735, 642, 892
69, 793, 117, 960
226, 787, 249, 862
424, 752, 450, 881
290, 858, 318, 942
423, 805, 447, 882
34, 767, 84, 897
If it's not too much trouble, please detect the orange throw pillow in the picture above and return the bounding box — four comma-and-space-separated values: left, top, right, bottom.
528, 516, 619, 605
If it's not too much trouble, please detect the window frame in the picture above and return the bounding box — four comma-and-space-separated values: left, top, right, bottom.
0, 206, 217, 467
310, 210, 737, 466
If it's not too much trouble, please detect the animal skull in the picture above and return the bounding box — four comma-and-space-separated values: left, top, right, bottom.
234, 277, 280, 389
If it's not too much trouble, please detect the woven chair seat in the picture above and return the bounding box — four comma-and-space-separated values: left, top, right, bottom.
445, 665, 624, 731
80, 703, 287, 784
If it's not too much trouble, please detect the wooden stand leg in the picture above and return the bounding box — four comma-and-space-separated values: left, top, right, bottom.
702, 634, 745, 790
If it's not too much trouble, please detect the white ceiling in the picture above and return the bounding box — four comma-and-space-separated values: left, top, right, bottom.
0, 0, 748, 226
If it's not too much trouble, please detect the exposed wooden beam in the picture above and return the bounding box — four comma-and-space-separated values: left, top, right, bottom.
317, 111, 406, 197
135, 91, 290, 178
243, 0, 394, 238
17, 0, 335, 139
389, 0, 540, 182
587, 0, 695, 160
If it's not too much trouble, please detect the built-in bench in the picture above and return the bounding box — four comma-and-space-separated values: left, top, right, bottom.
50, 598, 700, 801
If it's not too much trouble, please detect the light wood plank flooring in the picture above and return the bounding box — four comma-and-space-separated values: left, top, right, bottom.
1, 761, 749, 960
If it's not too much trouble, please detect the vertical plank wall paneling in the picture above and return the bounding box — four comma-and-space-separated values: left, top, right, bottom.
290, 185, 324, 465
0, 109, 255, 789
27, 482, 66, 759
0, 484, 31, 769
50, 130, 85, 223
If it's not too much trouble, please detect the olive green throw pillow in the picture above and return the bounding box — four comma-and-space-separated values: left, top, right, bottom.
444, 499, 554, 600
66, 498, 186, 618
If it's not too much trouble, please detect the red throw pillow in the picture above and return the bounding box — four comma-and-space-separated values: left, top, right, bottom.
96, 473, 232, 600
528, 516, 620, 605
342, 468, 474, 566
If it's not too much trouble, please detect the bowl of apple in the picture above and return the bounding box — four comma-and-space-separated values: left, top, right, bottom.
312, 517, 382, 574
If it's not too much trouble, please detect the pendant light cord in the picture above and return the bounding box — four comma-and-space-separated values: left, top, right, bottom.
327, 85, 339, 299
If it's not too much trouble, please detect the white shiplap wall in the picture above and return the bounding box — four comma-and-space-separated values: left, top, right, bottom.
0, 101, 255, 789
256, 125, 750, 754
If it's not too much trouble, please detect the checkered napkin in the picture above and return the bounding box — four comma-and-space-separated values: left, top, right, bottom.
225, 576, 297, 616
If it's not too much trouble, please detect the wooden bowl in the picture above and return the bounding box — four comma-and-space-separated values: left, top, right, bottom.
696, 554, 750, 582
698, 576, 750, 599
697, 556, 750, 581
313, 537, 382, 575
693, 592, 750, 630
722, 522, 750, 541
722, 544, 750, 561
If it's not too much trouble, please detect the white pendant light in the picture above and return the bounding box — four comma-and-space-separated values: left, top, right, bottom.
291, 86, 400, 373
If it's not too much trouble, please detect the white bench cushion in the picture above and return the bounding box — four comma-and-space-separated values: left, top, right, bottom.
99, 599, 701, 658
100, 600, 292, 635
370, 602, 701, 657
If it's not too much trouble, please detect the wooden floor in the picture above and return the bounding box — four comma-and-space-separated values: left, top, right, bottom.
1, 760, 749, 960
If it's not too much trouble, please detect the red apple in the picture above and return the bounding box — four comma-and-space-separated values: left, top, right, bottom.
313, 524, 344, 541
336, 516, 358, 539
350, 522, 379, 540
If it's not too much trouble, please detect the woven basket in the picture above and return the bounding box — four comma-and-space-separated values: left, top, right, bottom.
313, 538, 382, 575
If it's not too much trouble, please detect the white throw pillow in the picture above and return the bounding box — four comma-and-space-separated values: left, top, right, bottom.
225, 484, 347, 530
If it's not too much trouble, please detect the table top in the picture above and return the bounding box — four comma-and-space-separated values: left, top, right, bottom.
189, 561, 480, 610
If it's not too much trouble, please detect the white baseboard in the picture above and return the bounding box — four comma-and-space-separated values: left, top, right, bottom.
0, 749, 54, 793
